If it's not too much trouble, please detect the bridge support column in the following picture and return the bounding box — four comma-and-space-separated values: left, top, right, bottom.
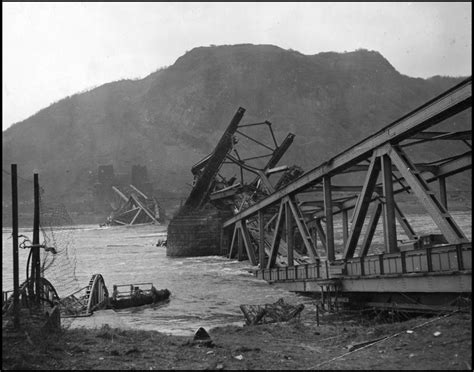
285, 203, 294, 266
315, 218, 327, 251
324, 176, 335, 261
342, 209, 349, 248
258, 211, 266, 268
381, 155, 398, 253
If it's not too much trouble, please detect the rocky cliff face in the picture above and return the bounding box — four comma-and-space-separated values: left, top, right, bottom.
2, 44, 470, 215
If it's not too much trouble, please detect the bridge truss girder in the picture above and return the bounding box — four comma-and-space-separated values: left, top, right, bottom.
222, 77, 472, 268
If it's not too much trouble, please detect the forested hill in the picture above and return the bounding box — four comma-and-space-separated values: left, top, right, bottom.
2, 44, 470, 216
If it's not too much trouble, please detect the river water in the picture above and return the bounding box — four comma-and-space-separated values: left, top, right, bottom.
2, 224, 310, 336
2, 210, 471, 336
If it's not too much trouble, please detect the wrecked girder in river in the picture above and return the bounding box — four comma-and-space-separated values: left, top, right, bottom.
167, 77, 472, 312
167, 107, 301, 257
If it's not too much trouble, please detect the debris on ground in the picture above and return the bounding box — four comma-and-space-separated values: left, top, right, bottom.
191, 327, 215, 347
240, 298, 305, 325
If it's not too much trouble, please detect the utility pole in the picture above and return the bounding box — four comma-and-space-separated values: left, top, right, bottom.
11, 164, 20, 328
32, 173, 41, 304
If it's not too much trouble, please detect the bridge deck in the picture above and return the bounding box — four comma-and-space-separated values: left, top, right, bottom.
254, 243, 471, 293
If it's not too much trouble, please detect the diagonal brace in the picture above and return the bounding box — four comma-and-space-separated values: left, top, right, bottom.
388, 145, 468, 244
343, 154, 382, 259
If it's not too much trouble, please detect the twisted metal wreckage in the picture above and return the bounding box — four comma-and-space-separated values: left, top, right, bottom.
167, 77, 472, 313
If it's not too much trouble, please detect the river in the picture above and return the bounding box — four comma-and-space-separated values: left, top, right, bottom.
2, 210, 471, 336
2, 223, 310, 336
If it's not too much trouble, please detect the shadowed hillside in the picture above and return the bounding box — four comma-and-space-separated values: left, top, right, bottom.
2, 44, 470, 222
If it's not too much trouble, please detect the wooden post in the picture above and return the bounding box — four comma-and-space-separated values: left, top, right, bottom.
11, 164, 20, 328
33, 173, 41, 304
324, 177, 335, 261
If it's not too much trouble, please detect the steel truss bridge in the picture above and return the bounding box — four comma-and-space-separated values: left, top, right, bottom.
220, 77, 472, 309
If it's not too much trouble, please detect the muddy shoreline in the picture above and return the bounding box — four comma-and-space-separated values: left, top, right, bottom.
2, 307, 471, 370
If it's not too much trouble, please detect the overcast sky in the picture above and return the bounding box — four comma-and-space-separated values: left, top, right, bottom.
2, 2, 471, 131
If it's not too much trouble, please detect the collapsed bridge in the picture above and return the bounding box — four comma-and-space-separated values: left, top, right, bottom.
167, 77, 472, 311
167, 107, 298, 257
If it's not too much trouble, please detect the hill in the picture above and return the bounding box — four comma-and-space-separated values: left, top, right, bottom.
2, 44, 470, 222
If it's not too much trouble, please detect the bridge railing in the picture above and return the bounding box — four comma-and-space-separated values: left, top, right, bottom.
255, 243, 471, 282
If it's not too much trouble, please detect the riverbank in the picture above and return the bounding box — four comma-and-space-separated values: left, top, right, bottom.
2, 308, 471, 370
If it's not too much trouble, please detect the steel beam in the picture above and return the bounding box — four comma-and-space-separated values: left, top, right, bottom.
323, 176, 335, 261
342, 209, 349, 247
237, 223, 243, 261
223, 78, 471, 228
312, 150, 472, 219
251, 133, 295, 187
228, 224, 238, 259
240, 220, 257, 265
301, 185, 384, 193
343, 155, 381, 259
409, 130, 472, 141
129, 184, 149, 199
258, 210, 266, 268
388, 146, 468, 244
360, 201, 383, 257
264, 273, 471, 293
438, 177, 448, 209
286, 195, 318, 261
285, 203, 294, 267
314, 219, 327, 251
186, 107, 245, 208
428, 151, 471, 179
340, 273, 471, 293
394, 202, 417, 239
342, 163, 438, 174
112, 186, 129, 202
381, 155, 398, 253
267, 200, 285, 268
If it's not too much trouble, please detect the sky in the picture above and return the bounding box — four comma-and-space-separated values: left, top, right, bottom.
2, 2, 472, 131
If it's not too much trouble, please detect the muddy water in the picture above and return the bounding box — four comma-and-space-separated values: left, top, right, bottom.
2, 211, 471, 336
2, 224, 310, 336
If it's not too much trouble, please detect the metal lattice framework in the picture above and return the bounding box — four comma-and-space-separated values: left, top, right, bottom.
2, 277, 60, 314
59, 273, 110, 316
221, 77, 471, 291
